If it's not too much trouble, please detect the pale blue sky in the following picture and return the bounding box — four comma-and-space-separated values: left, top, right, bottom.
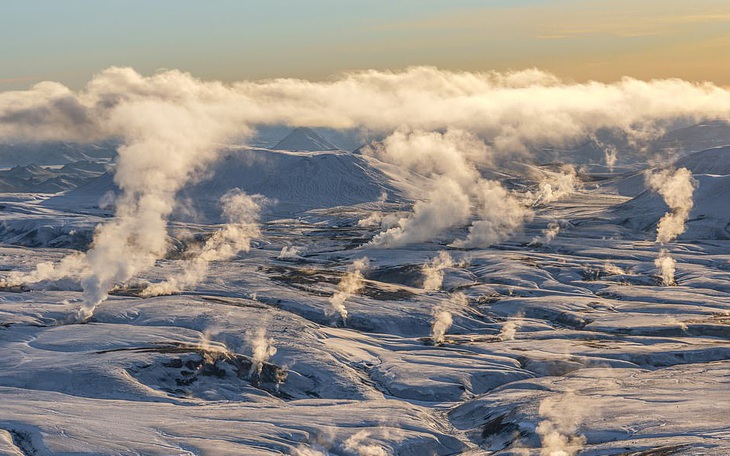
2, 0, 730, 89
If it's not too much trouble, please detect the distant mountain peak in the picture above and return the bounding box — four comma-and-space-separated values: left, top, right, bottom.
272, 127, 338, 152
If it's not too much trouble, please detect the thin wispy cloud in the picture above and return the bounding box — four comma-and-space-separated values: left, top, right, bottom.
363, 0, 730, 83
375, 0, 730, 38
0, 76, 43, 86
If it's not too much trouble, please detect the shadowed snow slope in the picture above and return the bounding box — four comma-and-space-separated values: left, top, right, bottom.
3, 177, 730, 454
536, 120, 730, 173
614, 146, 730, 239
0, 142, 116, 167
674, 144, 730, 174
654, 120, 730, 155
45, 148, 403, 218
272, 127, 339, 152
0, 162, 107, 193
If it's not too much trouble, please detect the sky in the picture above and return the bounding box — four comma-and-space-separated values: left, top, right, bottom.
2, 0, 730, 89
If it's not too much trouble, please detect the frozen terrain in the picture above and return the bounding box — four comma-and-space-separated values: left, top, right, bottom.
1, 68, 730, 455
1, 127, 729, 455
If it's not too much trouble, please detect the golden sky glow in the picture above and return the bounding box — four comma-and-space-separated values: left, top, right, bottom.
1, 0, 729, 88
366, 0, 730, 84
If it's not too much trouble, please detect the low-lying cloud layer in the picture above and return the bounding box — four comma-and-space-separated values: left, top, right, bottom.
2, 66, 730, 318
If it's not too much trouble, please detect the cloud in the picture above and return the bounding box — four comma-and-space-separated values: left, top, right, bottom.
141, 189, 264, 298
422, 251, 455, 292
328, 257, 370, 323
369, 177, 472, 248
379, 0, 730, 40
537, 391, 587, 456
646, 167, 696, 285
3, 66, 730, 318
450, 179, 532, 249
363, 129, 530, 248
5, 66, 730, 151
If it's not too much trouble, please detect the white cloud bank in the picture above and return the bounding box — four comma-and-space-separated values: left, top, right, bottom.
2, 66, 730, 318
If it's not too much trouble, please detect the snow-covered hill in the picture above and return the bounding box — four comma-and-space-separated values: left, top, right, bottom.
654, 120, 730, 155
1, 126, 730, 455
0, 161, 107, 193
272, 127, 339, 152
613, 146, 730, 239
45, 147, 404, 219
536, 120, 730, 172
0, 142, 116, 167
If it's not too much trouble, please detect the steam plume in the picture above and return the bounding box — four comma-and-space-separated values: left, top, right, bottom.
431, 310, 453, 346
292, 446, 328, 456
328, 257, 370, 323
365, 130, 530, 248
292, 430, 387, 456
278, 245, 304, 259
532, 165, 579, 205
342, 431, 387, 456
536, 392, 587, 456
198, 327, 228, 354
249, 327, 277, 379
647, 167, 696, 244
604, 147, 618, 172
602, 262, 626, 276
357, 212, 399, 229
141, 189, 262, 297
0, 69, 262, 321
590, 135, 619, 172
654, 250, 677, 286
530, 222, 561, 246
1, 252, 86, 287
3, 67, 730, 316
369, 176, 472, 247
450, 179, 531, 248
430, 292, 467, 345
499, 315, 524, 341
422, 251, 455, 291
357, 212, 382, 228
646, 167, 696, 285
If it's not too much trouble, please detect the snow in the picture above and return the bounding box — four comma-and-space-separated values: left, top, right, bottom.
0, 162, 106, 193
535, 120, 730, 174
615, 146, 730, 239
272, 127, 340, 152
0, 141, 116, 167
0, 127, 729, 454
45, 147, 404, 220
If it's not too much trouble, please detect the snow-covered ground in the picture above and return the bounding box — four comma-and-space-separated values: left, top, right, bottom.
1, 131, 729, 455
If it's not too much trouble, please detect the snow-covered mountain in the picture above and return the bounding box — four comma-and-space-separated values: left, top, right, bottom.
2, 125, 730, 455
184, 147, 402, 218
272, 127, 339, 152
613, 145, 730, 239
0, 141, 116, 167
653, 119, 730, 155
45, 147, 403, 218
536, 119, 730, 171
0, 161, 107, 193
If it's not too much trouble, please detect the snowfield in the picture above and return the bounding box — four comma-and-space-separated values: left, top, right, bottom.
1, 126, 729, 455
